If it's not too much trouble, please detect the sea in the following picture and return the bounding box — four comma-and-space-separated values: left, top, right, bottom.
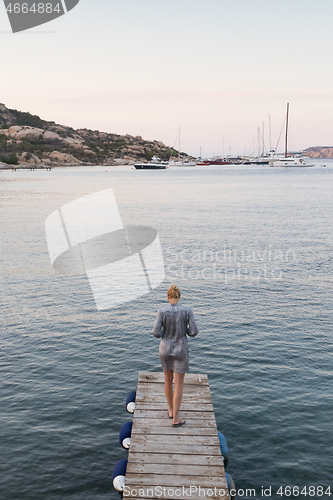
1, 161, 332, 500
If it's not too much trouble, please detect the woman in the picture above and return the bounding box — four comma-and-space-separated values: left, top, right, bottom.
153, 285, 198, 427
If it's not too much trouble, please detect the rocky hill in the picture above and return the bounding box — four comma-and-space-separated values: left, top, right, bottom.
303, 147, 333, 159
0, 103, 185, 167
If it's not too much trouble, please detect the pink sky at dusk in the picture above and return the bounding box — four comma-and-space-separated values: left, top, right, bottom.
1, 0, 333, 157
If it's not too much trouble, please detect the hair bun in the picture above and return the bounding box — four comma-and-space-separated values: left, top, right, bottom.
167, 284, 181, 299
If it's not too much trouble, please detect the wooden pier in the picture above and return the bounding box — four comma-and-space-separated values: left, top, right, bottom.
124, 372, 230, 500
9, 165, 52, 171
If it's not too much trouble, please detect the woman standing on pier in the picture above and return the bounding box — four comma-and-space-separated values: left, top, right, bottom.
153, 285, 198, 427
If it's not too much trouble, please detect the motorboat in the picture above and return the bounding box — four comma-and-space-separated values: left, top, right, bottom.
196, 157, 231, 166
134, 156, 168, 170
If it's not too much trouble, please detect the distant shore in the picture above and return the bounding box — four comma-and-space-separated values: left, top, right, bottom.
1, 158, 331, 171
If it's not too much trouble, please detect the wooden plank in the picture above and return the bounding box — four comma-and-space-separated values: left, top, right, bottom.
135, 395, 213, 404
136, 384, 212, 395
125, 474, 228, 488
129, 442, 221, 456
133, 409, 216, 421
138, 372, 209, 385
131, 434, 220, 447
136, 389, 212, 398
136, 386, 212, 397
131, 428, 217, 437
132, 418, 217, 428
135, 402, 214, 411
128, 452, 224, 466
126, 462, 225, 477
132, 423, 217, 436
138, 372, 209, 382
135, 395, 213, 403
135, 386, 211, 396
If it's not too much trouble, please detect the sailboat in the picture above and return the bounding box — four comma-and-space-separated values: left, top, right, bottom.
269, 104, 314, 167
168, 126, 196, 166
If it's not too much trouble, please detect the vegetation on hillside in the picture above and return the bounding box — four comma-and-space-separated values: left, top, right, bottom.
0, 103, 186, 166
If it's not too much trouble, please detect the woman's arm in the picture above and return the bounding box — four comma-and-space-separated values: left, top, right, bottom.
152, 310, 164, 338
186, 309, 199, 337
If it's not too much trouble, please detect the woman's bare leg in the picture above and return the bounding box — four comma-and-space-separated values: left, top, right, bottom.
173, 373, 185, 425
164, 370, 174, 417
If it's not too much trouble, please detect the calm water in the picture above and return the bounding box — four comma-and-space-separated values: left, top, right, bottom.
1, 162, 332, 500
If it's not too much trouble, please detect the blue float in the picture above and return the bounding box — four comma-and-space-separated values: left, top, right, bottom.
217, 431, 229, 467
119, 421, 132, 449
225, 472, 236, 500
126, 390, 136, 413
112, 458, 127, 492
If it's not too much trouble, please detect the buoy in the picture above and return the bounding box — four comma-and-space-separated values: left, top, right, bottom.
119, 421, 132, 449
218, 431, 229, 467
225, 472, 236, 500
126, 391, 136, 414
112, 459, 127, 492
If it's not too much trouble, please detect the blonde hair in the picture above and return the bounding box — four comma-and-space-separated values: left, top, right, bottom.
167, 284, 181, 299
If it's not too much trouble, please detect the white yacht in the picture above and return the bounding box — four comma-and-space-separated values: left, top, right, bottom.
269, 156, 314, 168
169, 126, 196, 166
168, 158, 196, 167
269, 104, 314, 168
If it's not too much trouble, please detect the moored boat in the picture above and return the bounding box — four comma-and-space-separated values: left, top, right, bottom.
134, 156, 168, 170
169, 159, 196, 166
196, 157, 231, 166
269, 103, 314, 168
269, 156, 314, 167
169, 126, 196, 166
242, 157, 270, 165
207, 157, 231, 165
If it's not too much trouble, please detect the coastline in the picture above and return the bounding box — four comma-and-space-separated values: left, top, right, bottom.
1, 158, 332, 171
0, 162, 133, 170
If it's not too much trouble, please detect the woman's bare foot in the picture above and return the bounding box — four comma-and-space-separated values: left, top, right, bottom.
168, 410, 173, 419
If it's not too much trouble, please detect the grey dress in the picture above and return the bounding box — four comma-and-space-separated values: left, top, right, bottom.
153, 303, 198, 374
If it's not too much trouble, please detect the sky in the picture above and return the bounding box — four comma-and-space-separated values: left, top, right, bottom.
1, 0, 333, 157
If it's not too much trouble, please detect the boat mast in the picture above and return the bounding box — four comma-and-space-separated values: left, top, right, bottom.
285, 103, 289, 158
178, 125, 181, 162
262, 122, 265, 157
257, 127, 260, 158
